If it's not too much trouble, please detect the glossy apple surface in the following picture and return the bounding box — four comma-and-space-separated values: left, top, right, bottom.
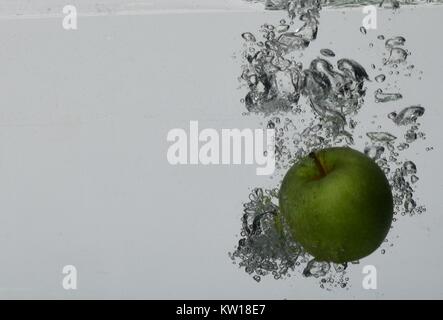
279, 147, 393, 263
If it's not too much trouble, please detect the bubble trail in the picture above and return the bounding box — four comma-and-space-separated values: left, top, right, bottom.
232, 0, 430, 288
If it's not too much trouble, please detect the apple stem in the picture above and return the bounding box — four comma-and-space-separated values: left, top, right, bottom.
309, 152, 326, 178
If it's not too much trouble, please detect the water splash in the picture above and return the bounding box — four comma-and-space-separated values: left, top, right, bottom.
232, 0, 430, 288
253, 0, 443, 9
229, 188, 305, 281
240, 1, 325, 113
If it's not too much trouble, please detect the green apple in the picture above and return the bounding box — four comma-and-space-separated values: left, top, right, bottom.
278, 147, 393, 263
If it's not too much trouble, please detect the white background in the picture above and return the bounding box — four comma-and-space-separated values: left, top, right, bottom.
0, 2, 442, 298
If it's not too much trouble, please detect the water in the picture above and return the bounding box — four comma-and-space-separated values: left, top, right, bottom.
374, 89, 403, 103
242, 32, 258, 42
364, 145, 385, 159
320, 48, 336, 57
375, 74, 386, 82
392, 106, 425, 125
367, 132, 397, 142
231, 0, 432, 289
258, 0, 443, 10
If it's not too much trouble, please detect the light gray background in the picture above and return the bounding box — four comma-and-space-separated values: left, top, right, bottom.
0, 3, 442, 299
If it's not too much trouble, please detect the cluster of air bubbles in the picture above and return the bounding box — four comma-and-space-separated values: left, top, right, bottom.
240, 8, 368, 137
250, 0, 443, 10
229, 186, 350, 289
363, 31, 428, 246
376, 35, 419, 79
364, 103, 426, 219
232, 0, 431, 287
364, 135, 426, 220
229, 188, 305, 282
365, 30, 428, 229
239, 1, 326, 114
384, 43, 409, 66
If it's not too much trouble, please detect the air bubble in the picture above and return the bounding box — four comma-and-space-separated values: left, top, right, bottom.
242, 32, 256, 42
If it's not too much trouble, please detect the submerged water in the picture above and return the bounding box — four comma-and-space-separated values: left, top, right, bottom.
251, 0, 443, 10
230, 0, 430, 289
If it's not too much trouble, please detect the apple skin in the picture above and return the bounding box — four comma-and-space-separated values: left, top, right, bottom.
279, 147, 393, 263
